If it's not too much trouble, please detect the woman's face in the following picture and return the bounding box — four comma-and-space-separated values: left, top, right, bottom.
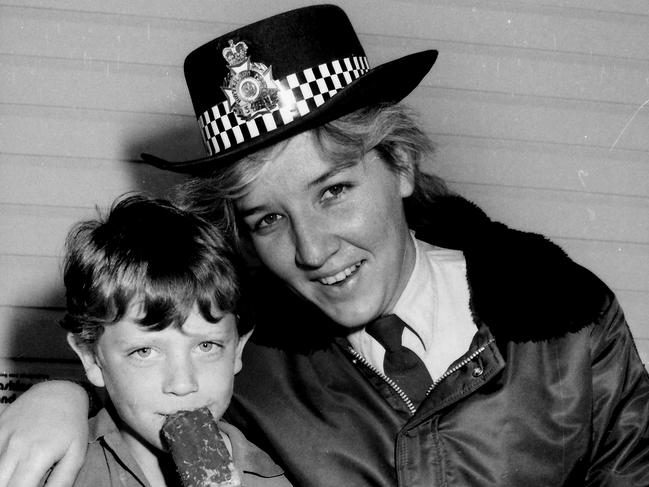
236, 132, 416, 328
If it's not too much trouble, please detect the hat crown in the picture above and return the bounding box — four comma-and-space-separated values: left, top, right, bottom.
184, 5, 364, 117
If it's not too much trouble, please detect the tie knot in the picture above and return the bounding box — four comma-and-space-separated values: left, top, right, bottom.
365, 314, 406, 352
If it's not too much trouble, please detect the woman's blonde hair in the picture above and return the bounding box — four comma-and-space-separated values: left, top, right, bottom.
175, 103, 450, 250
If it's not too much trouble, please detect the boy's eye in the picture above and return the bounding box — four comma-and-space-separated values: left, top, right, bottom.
197, 342, 219, 353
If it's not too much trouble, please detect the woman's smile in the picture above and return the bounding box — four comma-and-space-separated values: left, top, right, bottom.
316, 261, 363, 286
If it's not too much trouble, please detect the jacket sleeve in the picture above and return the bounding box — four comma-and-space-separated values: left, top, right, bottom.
585, 292, 649, 486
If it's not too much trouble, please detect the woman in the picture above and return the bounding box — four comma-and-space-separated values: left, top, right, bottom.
1, 6, 648, 487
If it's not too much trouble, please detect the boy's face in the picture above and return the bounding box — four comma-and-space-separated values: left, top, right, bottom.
69, 306, 250, 452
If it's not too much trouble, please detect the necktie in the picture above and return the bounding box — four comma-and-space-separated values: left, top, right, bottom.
365, 314, 432, 406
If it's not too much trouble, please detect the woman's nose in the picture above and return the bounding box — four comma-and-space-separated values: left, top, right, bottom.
292, 215, 339, 269
163, 355, 199, 396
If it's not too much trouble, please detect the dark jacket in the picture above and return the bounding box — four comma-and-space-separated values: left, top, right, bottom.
226, 195, 649, 486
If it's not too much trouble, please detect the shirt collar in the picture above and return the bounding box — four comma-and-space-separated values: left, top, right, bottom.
219, 420, 285, 478
89, 407, 115, 442
392, 231, 437, 347
90, 408, 284, 481
89, 408, 150, 486
347, 232, 434, 362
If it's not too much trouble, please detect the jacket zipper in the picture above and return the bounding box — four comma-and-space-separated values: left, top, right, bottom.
347, 348, 418, 415
346, 337, 496, 416
424, 337, 495, 397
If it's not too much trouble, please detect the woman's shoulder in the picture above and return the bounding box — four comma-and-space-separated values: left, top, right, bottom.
415, 194, 613, 343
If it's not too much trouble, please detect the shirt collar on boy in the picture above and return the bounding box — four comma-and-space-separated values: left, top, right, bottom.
88, 407, 284, 486
347, 232, 477, 382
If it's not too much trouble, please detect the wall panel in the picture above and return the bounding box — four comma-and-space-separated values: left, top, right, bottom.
1, 0, 647, 391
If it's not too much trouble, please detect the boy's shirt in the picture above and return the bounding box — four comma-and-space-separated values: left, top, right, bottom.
71, 408, 291, 487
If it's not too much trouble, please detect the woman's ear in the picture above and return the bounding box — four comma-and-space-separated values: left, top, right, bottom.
233, 329, 253, 375
394, 148, 415, 198
66, 333, 106, 388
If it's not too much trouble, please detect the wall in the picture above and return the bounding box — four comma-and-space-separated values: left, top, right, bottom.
1, 0, 648, 401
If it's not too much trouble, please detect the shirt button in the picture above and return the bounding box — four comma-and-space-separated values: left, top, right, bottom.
472, 366, 484, 378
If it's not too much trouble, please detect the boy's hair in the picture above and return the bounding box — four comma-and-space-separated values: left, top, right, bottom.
60, 194, 252, 347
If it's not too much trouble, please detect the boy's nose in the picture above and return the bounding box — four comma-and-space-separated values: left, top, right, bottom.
163, 357, 198, 396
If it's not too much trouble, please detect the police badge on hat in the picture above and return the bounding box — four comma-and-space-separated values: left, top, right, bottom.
221, 40, 279, 121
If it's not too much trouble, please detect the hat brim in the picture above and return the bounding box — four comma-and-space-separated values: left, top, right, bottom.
141, 49, 438, 176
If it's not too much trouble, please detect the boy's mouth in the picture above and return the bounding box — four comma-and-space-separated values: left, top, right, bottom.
160, 406, 208, 417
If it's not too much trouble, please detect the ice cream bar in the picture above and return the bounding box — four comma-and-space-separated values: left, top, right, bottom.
161, 407, 241, 487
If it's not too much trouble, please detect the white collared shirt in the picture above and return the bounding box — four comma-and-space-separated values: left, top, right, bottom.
347, 233, 477, 382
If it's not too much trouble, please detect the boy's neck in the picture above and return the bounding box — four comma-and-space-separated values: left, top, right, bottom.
120, 428, 176, 487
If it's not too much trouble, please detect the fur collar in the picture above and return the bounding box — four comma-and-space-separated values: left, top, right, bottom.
411, 194, 608, 343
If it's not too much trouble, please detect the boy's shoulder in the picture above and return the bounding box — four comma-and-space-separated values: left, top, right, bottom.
218, 420, 294, 487
72, 408, 148, 487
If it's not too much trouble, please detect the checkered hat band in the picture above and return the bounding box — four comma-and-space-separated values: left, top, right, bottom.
198, 56, 370, 156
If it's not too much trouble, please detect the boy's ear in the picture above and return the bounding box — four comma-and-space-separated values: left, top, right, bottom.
233, 329, 253, 375
66, 333, 106, 388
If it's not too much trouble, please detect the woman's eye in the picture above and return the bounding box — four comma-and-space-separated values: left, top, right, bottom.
255, 213, 283, 230
130, 347, 153, 359
321, 184, 349, 202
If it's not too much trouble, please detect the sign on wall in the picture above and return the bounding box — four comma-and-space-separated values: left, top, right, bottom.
0, 359, 85, 412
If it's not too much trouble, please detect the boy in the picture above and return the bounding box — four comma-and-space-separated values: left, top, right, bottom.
59, 194, 291, 487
